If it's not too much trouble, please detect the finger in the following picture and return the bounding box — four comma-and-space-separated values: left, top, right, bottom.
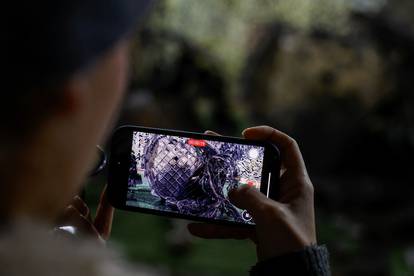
278, 169, 314, 204
59, 205, 78, 224
71, 196, 90, 218
204, 130, 220, 136
229, 185, 282, 221
61, 206, 100, 238
242, 126, 307, 175
187, 223, 255, 241
94, 185, 114, 240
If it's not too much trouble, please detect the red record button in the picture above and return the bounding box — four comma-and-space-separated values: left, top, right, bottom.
247, 180, 255, 187
188, 138, 206, 147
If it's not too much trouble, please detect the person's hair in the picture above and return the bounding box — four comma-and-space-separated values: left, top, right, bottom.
0, 83, 64, 151
3, 0, 153, 151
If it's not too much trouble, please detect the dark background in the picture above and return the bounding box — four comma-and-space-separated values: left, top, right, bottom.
86, 0, 414, 275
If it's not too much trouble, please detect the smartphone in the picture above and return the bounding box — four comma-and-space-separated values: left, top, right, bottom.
107, 126, 280, 226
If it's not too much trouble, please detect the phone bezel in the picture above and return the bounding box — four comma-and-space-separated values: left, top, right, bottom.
107, 125, 280, 227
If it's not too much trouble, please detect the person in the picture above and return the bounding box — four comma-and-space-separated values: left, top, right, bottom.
0, 0, 330, 275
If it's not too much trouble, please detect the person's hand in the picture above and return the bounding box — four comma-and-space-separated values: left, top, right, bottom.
188, 126, 316, 261
55, 185, 114, 243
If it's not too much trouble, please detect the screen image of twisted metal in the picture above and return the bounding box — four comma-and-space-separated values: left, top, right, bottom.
126, 131, 265, 224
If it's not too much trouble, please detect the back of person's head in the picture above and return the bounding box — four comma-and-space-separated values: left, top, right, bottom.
2, 0, 153, 151
0, 1, 154, 219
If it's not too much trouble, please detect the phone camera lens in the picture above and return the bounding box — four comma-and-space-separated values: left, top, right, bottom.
242, 210, 252, 221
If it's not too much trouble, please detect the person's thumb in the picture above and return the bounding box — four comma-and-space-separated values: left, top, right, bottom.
229, 185, 279, 222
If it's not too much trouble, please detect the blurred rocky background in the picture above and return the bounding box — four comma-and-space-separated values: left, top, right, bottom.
86, 0, 414, 275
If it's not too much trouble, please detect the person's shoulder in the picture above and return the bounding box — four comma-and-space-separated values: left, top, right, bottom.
0, 219, 162, 276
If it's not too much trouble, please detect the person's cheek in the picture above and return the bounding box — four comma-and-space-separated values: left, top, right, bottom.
100, 42, 132, 143
115, 41, 131, 99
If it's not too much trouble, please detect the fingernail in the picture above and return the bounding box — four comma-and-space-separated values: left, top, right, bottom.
229, 184, 249, 196
242, 128, 254, 136
65, 205, 77, 215
238, 183, 251, 189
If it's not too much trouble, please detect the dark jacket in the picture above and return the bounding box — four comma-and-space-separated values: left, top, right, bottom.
250, 245, 331, 276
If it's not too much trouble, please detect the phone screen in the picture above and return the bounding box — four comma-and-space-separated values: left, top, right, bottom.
126, 131, 266, 224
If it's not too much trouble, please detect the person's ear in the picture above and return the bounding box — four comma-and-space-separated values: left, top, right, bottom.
56, 74, 90, 117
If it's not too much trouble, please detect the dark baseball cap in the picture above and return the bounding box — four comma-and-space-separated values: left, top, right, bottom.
5, 0, 155, 90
